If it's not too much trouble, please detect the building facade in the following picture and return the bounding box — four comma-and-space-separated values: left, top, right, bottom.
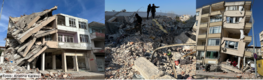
194, 1, 253, 69
6, 12, 103, 72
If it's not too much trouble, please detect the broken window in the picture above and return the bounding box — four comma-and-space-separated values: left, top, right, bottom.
227, 17, 242, 23
196, 51, 205, 59
45, 35, 52, 41
69, 18, 76, 27
80, 34, 89, 43
208, 38, 220, 46
210, 15, 222, 23
206, 51, 219, 59
79, 22, 87, 29
225, 41, 238, 49
209, 26, 221, 34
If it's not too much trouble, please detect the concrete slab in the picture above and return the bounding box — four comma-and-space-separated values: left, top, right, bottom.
133, 57, 164, 79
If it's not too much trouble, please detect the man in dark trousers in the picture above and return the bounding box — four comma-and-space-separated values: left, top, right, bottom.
151, 4, 159, 19
135, 13, 142, 35
147, 4, 151, 19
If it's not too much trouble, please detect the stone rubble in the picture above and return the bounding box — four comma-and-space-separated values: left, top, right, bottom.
105, 13, 196, 79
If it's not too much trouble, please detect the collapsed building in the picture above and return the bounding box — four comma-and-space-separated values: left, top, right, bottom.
2, 6, 105, 78
194, 1, 258, 79
105, 10, 197, 79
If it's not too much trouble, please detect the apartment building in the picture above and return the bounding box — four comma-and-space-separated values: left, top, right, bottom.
6, 8, 103, 72
194, 1, 253, 69
88, 21, 105, 72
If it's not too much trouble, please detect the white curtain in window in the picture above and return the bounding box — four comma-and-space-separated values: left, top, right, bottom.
233, 17, 236, 23
239, 6, 243, 11
208, 39, 215, 45
226, 17, 230, 23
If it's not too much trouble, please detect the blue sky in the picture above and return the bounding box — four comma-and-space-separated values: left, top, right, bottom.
0, 0, 105, 46
105, 0, 196, 15
197, 0, 262, 46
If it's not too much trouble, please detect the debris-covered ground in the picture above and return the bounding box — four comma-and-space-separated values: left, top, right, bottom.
105, 14, 196, 79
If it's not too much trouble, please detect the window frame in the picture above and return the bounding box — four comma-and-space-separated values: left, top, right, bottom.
208, 38, 220, 46
69, 18, 76, 27
206, 51, 219, 59
225, 40, 239, 49
80, 34, 89, 43
79, 21, 87, 29
209, 26, 221, 34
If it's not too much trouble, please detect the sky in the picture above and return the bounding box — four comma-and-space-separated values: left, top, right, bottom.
0, 0, 105, 46
197, 0, 262, 47
105, 0, 196, 15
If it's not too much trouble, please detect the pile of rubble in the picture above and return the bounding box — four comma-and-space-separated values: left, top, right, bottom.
105, 13, 196, 79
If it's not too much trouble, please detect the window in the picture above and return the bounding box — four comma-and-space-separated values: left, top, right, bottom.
64, 35, 74, 43
209, 26, 221, 34
196, 51, 205, 59
196, 11, 199, 16
69, 18, 76, 27
208, 39, 220, 46
225, 41, 238, 49
80, 34, 89, 43
210, 15, 222, 23
196, 20, 198, 26
206, 51, 219, 59
226, 6, 243, 11
58, 35, 63, 42
227, 17, 242, 23
45, 35, 52, 41
79, 22, 87, 29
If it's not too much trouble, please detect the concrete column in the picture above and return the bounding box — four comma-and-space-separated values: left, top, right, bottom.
74, 55, 79, 71
52, 55, 56, 69
84, 54, 89, 70
41, 53, 45, 71
65, 17, 69, 26
238, 57, 241, 69
88, 51, 98, 72
27, 62, 30, 70
62, 52, 67, 72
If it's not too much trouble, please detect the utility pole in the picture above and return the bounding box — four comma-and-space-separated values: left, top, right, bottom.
0, 0, 5, 21
250, 0, 257, 78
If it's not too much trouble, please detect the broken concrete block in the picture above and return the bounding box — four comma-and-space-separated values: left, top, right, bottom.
156, 75, 175, 79
133, 57, 164, 79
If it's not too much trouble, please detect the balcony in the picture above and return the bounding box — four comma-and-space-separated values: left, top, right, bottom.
204, 58, 218, 64
197, 45, 205, 50
199, 23, 208, 28
93, 47, 104, 53
206, 45, 220, 51
58, 42, 92, 50
221, 37, 246, 57
244, 51, 252, 57
209, 21, 222, 27
201, 13, 209, 18
198, 34, 206, 39
90, 32, 105, 40
208, 33, 221, 38
210, 11, 222, 16
245, 11, 252, 17
244, 36, 252, 43
245, 23, 252, 30
57, 25, 78, 32
46, 41, 58, 48
224, 11, 245, 17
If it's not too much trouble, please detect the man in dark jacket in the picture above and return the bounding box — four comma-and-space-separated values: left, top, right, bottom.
151, 4, 159, 19
135, 13, 142, 35
147, 4, 151, 19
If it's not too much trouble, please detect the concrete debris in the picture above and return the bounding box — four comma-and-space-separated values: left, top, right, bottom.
105, 11, 196, 79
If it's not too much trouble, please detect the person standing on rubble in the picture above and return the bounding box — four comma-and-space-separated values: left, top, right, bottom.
147, 4, 151, 19
151, 4, 159, 19
135, 13, 142, 35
